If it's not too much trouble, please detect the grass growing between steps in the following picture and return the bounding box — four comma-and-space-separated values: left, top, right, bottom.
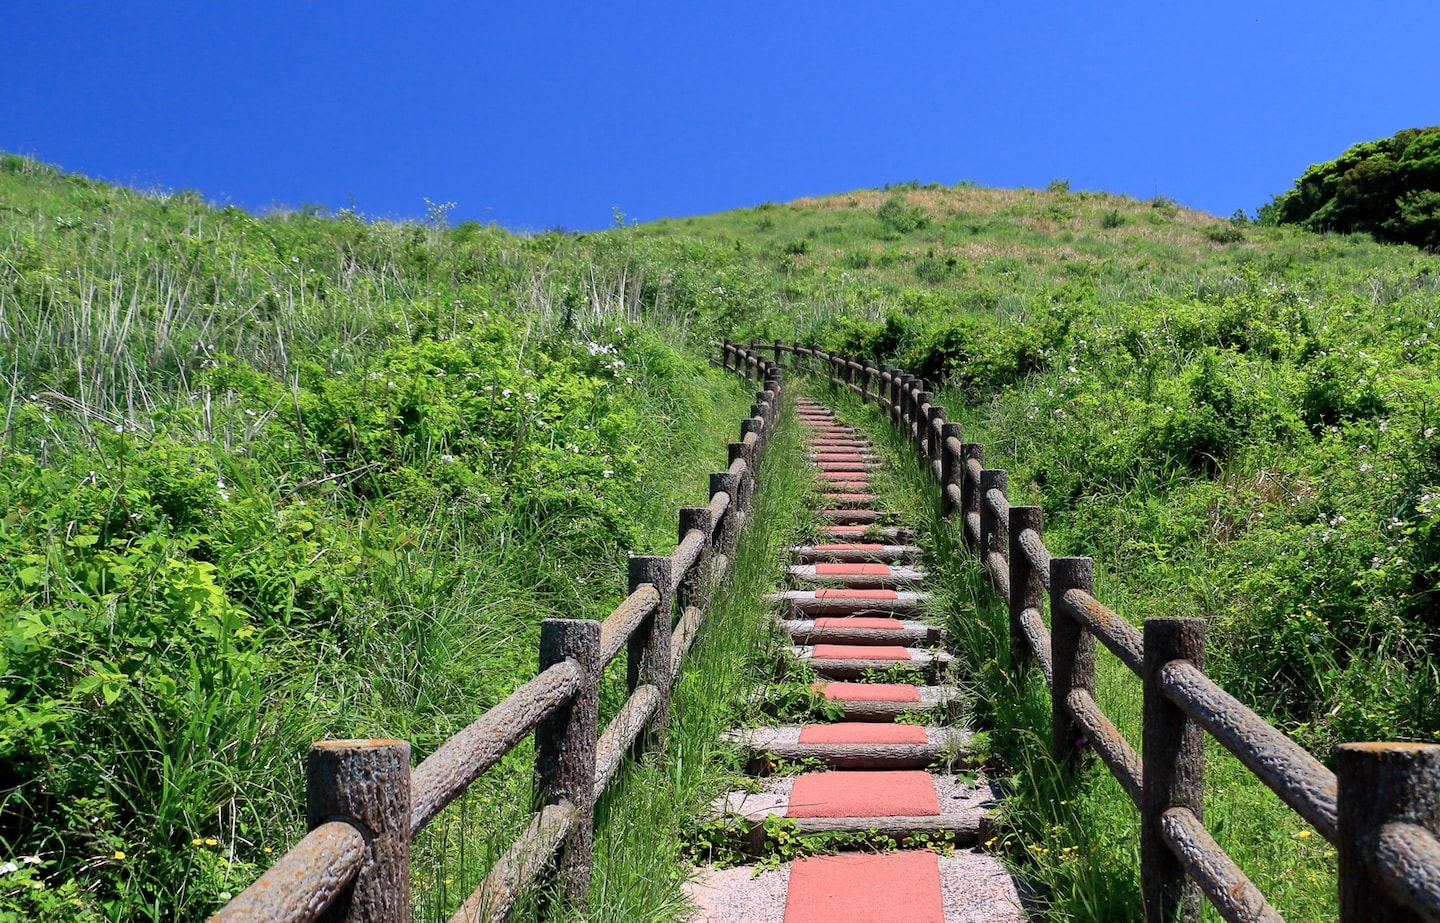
578, 398, 817, 923
807, 376, 1338, 922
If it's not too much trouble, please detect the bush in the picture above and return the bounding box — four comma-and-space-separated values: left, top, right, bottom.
875, 195, 930, 235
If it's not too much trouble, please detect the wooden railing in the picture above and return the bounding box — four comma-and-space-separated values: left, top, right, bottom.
212, 347, 784, 923
768, 340, 1440, 923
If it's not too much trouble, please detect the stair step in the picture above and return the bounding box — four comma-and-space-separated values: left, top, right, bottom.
818, 525, 909, 541
779, 617, 942, 647
790, 543, 922, 564
769, 588, 931, 616
707, 772, 996, 847
728, 725, 972, 772
816, 509, 887, 526
789, 562, 926, 588
786, 644, 953, 680
816, 683, 962, 721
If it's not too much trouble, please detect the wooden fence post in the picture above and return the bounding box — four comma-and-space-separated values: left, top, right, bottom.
979, 470, 1009, 593
535, 618, 601, 911
1008, 506, 1043, 681
678, 507, 714, 611
1142, 618, 1205, 923
862, 362, 875, 403
926, 404, 945, 471
711, 472, 741, 556
939, 422, 963, 517
912, 391, 932, 452
729, 442, 754, 514
899, 375, 914, 428
628, 556, 674, 746
1050, 557, 1096, 769
773, 339, 783, 366
308, 740, 411, 923
959, 443, 984, 551
1337, 743, 1440, 922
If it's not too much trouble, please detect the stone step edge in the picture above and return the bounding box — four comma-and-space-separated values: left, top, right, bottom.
779, 619, 943, 647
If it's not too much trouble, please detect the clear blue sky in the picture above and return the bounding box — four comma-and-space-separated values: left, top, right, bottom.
4, 2, 1437, 231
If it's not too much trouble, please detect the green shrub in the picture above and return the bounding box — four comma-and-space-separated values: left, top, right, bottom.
875, 195, 930, 235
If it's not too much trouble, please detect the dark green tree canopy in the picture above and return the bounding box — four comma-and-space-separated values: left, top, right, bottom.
1265, 126, 1440, 249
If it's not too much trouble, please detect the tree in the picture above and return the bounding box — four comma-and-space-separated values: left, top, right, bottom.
1263, 127, 1440, 249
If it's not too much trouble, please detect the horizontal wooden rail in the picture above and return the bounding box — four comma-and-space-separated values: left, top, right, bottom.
1160, 660, 1338, 843
212, 822, 367, 923
785, 343, 1440, 923
451, 801, 576, 923
1160, 807, 1284, 923
1067, 687, 1143, 807
598, 586, 661, 668
410, 660, 583, 835
1057, 588, 1144, 677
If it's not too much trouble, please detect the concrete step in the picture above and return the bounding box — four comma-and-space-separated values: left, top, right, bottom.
706, 771, 997, 848
788, 562, 926, 589
789, 543, 922, 564
769, 588, 931, 616
786, 643, 953, 681
727, 724, 974, 773
779, 617, 942, 647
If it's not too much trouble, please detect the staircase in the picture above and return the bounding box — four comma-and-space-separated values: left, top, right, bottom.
687, 398, 1026, 922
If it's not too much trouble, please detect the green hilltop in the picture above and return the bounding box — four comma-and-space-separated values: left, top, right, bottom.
3, 153, 1440, 921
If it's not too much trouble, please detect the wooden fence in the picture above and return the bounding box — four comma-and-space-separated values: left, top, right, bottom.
759, 339, 1440, 923
211, 348, 783, 923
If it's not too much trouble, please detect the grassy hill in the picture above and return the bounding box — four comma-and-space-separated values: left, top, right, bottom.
3, 157, 1439, 921
624, 180, 1440, 749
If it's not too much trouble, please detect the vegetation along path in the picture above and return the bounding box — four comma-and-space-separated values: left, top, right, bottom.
686, 396, 1025, 923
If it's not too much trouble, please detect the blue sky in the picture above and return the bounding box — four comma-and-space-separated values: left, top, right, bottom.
4, 2, 1437, 231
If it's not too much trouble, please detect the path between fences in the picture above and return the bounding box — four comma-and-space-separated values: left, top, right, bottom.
685, 397, 1026, 923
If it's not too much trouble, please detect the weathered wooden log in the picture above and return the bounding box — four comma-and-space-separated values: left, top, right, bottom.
594, 685, 661, 796
1018, 605, 1055, 688
1008, 507, 1044, 682
1160, 660, 1337, 843
1159, 807, 1283, 923
710, 472, 741, 555
534, 619, 600, 911
410, 661, 581, 835
1067, 688, 1142, 807
1338, 742, 1440, 922
1059, 588, 1144, 678
939, 423, 963, 517
212, 822, 366, 923
452, 801, 576, 923
778, 619, 942, 647
789, 544, 921, 565
960, 444, 984, 551
627, 556, 673, 748
779, 813, 982, 843
308, 740, 411, 923
1018, 527, 1052, 591
675, 509, 713, 610
1143, 618, 1205, 923
1051, 557, 1096, 769
596, 585, 660, 669
670, 605, 704, 678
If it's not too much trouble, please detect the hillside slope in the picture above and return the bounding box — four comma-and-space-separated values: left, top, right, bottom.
624, 180, 1440, 747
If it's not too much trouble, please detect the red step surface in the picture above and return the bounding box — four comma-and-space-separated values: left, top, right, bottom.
784, 852, 944, 923
823, 493, 875, 502
798, 723, 928, 744
787, 770, 938, 817
814, 617, 904, 630
811, 644, 910, 660
815, 588, 898, 600
816, 682, 921, 703
814, 543, 886, 551
815, 563, 891, 576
